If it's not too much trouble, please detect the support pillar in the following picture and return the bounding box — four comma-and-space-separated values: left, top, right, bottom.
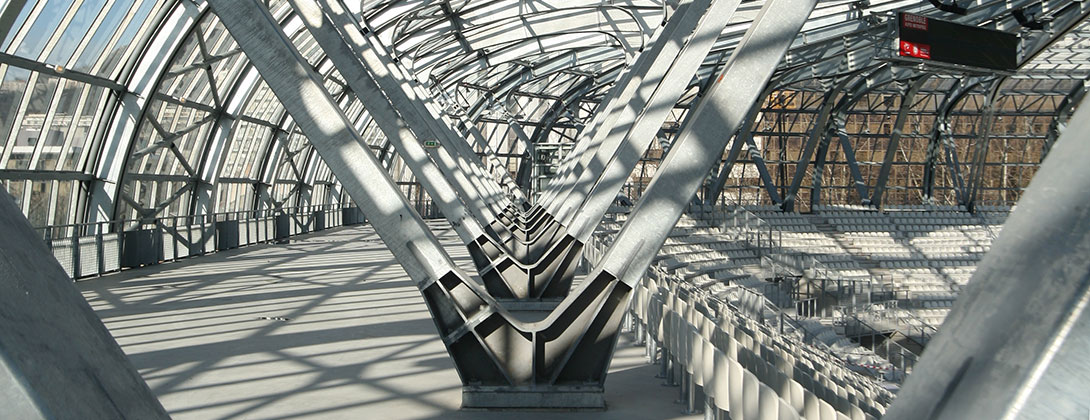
922, 77, 981, 204
884, 87, 1090, 420
211, 0, 810, 409
0, 189, 168, 419
964, 78, 1005, 210
870, 76, 928, 208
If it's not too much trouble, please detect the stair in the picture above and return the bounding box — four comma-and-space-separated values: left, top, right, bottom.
888, 330, 926, 355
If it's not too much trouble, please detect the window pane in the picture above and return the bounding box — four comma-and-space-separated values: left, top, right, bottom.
70, 0, 136, 72
36, 80, 82, 170
62, 85, 104, 170
53, 180, 74, 226
27, 179, 52, 227
2, 179, 27, 209
0, 67, 31, 159
8, 74, 59, 169
94, 0, 156, 78
14, 0, 77, 60
0, 2, 35, 51
45, 0, 108, 65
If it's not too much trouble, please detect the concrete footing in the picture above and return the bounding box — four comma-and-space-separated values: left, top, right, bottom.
493, 299, 564, 312
462, 386, 605, 409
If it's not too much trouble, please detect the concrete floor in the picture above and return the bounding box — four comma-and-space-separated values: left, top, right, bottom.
79, 222, 701, 420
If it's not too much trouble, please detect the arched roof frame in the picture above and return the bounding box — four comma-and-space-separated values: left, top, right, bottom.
395, 6, 652, 80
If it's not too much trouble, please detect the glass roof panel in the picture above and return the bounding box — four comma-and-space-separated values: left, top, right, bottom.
1, 0, 1087, 228
0, 66, 32, 160
68, 0, 138, 72
11, 0, 77, 59
91, 0, 159, 79
42, 0, 105, 65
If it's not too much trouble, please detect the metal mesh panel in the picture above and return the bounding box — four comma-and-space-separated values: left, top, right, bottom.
102, 234, 121, 273
256, 219, 267, 242
162, 232, 177, 261
50, 238, 75, 278
240, 221, 252, 245
78, 236, 99, 277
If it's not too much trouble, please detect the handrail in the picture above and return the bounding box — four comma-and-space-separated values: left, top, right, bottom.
671, 205, 923, 381
840, 312, 921, 382
33, 204, 365, 280
663, 270, 898, 395
36, 204, 355, 239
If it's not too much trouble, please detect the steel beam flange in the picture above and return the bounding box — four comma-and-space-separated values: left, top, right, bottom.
288, 0, 576, 300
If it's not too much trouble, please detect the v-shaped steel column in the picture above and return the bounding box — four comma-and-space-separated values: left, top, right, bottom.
535, 0, 704, 214
210, 0, 811, 408
495, 0, 731, 254
472, 0, 741, 295
597, 0, 815, 289
287, 0, 580, 300
534, 59, 642, 206
336, 6, 524, 208
305, 0, 738, 302
314, 0, 540, 257
554, 0, 740, 244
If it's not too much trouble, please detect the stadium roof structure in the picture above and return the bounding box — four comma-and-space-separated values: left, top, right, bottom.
0, 0, 1088, 228
1, 0, 1088, 418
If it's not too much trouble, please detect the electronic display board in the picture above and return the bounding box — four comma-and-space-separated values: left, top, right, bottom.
897, 12, 1019, 72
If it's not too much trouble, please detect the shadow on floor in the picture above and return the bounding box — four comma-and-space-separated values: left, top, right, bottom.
80, 223, 699, 420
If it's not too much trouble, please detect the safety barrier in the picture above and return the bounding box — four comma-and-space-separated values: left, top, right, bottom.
628, 271, 897, 419
36, 204, 366, 280
584, 226, 896, 419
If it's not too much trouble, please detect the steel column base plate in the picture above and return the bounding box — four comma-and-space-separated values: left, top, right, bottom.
493, 299, 564, 312
462, 386, 605, 409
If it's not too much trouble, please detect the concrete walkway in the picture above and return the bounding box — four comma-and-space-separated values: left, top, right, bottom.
79, 222, 701, 420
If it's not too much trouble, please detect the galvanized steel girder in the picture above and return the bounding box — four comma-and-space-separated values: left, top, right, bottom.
209, 0, 812, 408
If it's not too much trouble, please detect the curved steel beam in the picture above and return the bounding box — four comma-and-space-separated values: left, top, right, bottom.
401, 6, 648, 75
963, 77, 1007, 210
437, 43, 621, 93
1042, 78, 1089, 157
88, 2, 205, 228
870, 75, 930, 207
922, 76, 991, 203
431, 34, 628, 87
463, 52, 620, 123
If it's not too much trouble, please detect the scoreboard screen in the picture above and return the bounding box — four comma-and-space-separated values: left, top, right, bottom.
897, 12, 1019, 72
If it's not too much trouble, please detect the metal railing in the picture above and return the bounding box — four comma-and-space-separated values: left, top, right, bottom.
35, 204, 366, 280
839, 313, 922, 382
858, 305, 940, 345
668, 205, 929, 381
718, 206, 906, 317
652, 268, 900, 400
